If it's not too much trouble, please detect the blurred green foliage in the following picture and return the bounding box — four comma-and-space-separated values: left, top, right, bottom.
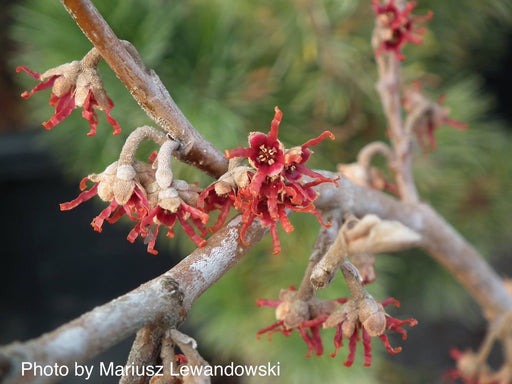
10, 0, 512, 382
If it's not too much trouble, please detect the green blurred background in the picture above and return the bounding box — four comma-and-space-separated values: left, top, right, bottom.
2, 0, 512, 383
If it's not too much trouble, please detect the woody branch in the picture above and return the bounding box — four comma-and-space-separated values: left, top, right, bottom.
315, 175, 512, 321
3, 173, 510, 383
0, 216, 266, 384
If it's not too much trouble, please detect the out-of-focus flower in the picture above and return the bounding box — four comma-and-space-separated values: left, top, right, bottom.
403, 82, 467, 151
372, 0, 433, 61
445, 348, 500, 384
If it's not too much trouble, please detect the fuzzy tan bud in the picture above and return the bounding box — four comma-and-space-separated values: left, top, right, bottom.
97, 181, 114, 202
214, 180, 234, 195
113, 179, 136, 205
214, 166, 253, 195
158, 188, 182, 212
283, 300, 310, 329
275, 301, 290, 321
41, 61, 81, 97
358, 298, 386, 337
88, 162, 117, 202
341, 316, 357, 339
75, 67, 108, 108
323, 300, 358, 329
113, 165, 137, 204
232, 166, 252, 188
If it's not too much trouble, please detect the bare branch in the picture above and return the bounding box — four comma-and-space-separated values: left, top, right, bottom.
0, 215, 266, 384
2, 170, 511, 382
60, 0, 228, 178
315, 173, 512, 320
373, 28, 418, 202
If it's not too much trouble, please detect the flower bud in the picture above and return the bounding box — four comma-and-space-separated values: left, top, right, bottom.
113, 165, 137, 204
358, 298, 386, 337
158, 188, 182, 213
43, 61, 80, 97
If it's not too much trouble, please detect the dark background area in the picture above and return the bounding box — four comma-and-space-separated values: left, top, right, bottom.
1, 1, 512, 383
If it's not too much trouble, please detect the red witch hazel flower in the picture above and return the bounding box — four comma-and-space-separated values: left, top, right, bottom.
403, 82, 467, 151
130, 179, 208, 254
444, 348, 500, 384
201, 106, 336, 254
60, 161, 208, 255
60, 162, 148, 229
324, 296, 417, 367
256, 287, 347, 358
257, 287, 416, 366
372, 0, 433, 61
17, 48, 121, 136
197, 163, 251, 233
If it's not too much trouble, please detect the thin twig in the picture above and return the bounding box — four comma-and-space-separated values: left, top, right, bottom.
120, 326, 164, 384
118, 126, 167, 166
374, 51, 418, 203
315, 173, 512, 320
296, 218, 340, 300
356, 141, 394, 173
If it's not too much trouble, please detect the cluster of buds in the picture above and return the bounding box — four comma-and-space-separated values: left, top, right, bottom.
61, 128, 208, 254
257, 214, 420, 366
200, 106, 337, 254
372, 0, 433, 61
257, 287, 416, 366
403, 82, 467, 151
17, 48, 120, 136
257, 287, 346, 358
324, 293, 417, 366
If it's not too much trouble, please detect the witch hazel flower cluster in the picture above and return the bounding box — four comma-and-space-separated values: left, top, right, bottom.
257, 215, 419, 366
60, 127, 208, 254
61, 160, 208, 255
257, 287, 416, 366
324, 294, 417, 367
17, 47, 121, 136
445, 348, 508, 384
257, 287, 347, 358
54, 105, 335, 256
372, 0, 433, 61
199, 106, 336, 255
